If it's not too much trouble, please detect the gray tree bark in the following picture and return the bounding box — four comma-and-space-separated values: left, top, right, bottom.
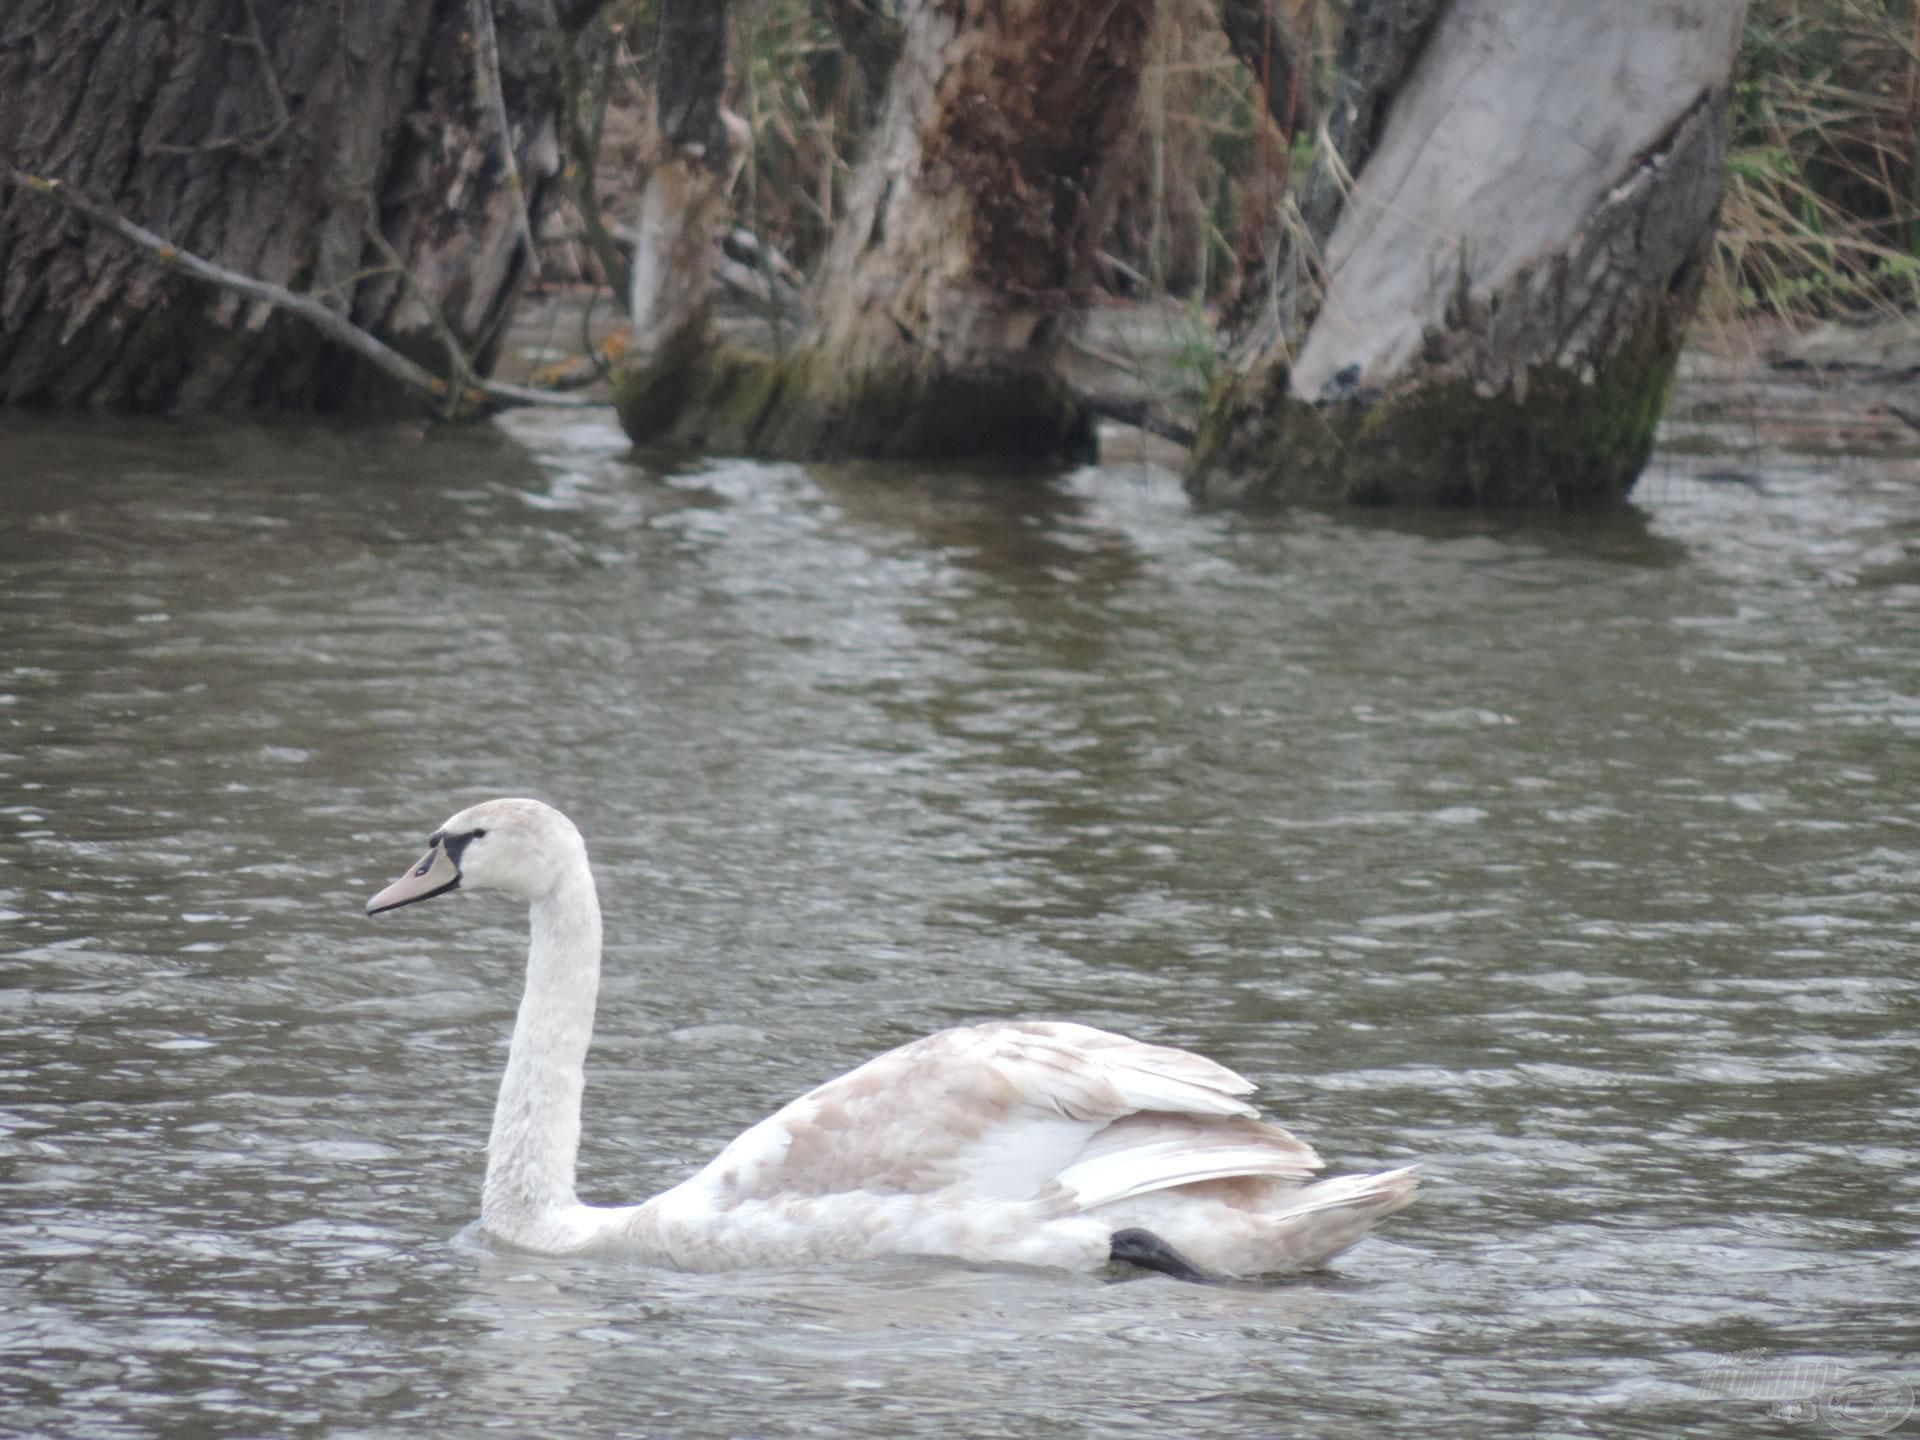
1228, 0, 1445, 355
619, 0, 730, 431
615, 0, 1153, 464
1193, 0, 1748, 508
0, 0, 573, 411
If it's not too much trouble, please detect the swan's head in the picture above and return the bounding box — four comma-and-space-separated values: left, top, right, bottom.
366, 798, 587, 915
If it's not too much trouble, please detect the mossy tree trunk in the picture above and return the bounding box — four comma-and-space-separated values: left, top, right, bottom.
1191, 0, 1748, 508
0, 0, 577, 411
615, 0, 1153, 464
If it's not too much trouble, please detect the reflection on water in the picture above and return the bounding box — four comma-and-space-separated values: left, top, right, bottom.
1, 408, 1916, 1438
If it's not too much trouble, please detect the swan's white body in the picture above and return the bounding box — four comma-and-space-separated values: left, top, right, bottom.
369, 799, 1416, 1278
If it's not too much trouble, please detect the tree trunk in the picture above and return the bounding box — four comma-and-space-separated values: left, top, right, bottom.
0, 0, 571, 411
1192, 0, 1747, 508
614, 0, 731, 440
1227, 0, 1444, 354
614, 0, 1153, 464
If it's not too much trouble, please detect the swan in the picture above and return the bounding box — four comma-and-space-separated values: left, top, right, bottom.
366, 798, 1417, 1278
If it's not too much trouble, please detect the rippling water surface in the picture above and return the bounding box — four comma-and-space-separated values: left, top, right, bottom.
2, 408, 1916, 1438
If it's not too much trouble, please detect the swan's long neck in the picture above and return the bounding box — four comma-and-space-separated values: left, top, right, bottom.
482, 857, 602, 1247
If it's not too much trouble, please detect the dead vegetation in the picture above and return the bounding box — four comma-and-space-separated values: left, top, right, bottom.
1714, 0, 1920, 323
550, 0, 1916, 343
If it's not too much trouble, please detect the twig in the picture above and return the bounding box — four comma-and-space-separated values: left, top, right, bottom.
147, 0, 292, 156
8, 166, 590, 413
561, 21, 630, 309
522, 278, 625, 392
363, 223, 481, 419
469, 0, 543, 281
576, 283, 614, 384
238, 0, 294, 142
1096, 249, 1150, 291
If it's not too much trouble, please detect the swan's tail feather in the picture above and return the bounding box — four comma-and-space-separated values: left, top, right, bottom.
1255, 1164, 1420, 1273
1094, 1163, 1417, 1278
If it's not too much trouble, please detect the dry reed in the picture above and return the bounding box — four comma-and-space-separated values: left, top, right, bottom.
560, 0, 1916, 335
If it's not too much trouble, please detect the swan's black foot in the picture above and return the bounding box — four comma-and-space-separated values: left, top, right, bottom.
1108, 1227, 1226, 1284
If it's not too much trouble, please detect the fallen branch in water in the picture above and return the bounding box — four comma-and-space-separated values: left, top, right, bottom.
8, 166, 591, 414
362, 223, 483, 420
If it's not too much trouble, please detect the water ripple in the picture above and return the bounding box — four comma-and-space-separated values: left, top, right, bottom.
0, 411, 1914, 1437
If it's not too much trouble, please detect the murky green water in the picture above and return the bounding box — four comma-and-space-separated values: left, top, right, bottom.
2, 406, 1916, 1438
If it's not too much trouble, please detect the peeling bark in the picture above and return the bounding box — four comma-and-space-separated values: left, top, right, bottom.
617, 0, 730, 446
0, 0, 567, 411
625, 0, 728, 358
1193, 0, 1747, 508
616, 0, 1151, 464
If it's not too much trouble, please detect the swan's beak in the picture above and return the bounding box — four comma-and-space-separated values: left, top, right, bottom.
367, 841, 461, 916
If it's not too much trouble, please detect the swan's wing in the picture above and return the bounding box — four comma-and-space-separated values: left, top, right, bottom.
1054, 1111, 1322, 1208
691, 1021, 1314, 1207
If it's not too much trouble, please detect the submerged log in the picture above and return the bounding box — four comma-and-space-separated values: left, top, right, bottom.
1191, 0, 1748, 508
614, 0, 1153, 464
0, 0, 574, 411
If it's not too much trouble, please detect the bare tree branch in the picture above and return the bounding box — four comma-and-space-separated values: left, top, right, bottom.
363, 223, 483, 418
238, 0, 295, 143
470, 0, 544, 280
560, 22, 631, 311
7, 167, 591, 413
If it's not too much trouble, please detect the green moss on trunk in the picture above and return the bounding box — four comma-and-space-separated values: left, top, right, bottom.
613, 346, 1096, 466
1189, 313, 1682, 509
